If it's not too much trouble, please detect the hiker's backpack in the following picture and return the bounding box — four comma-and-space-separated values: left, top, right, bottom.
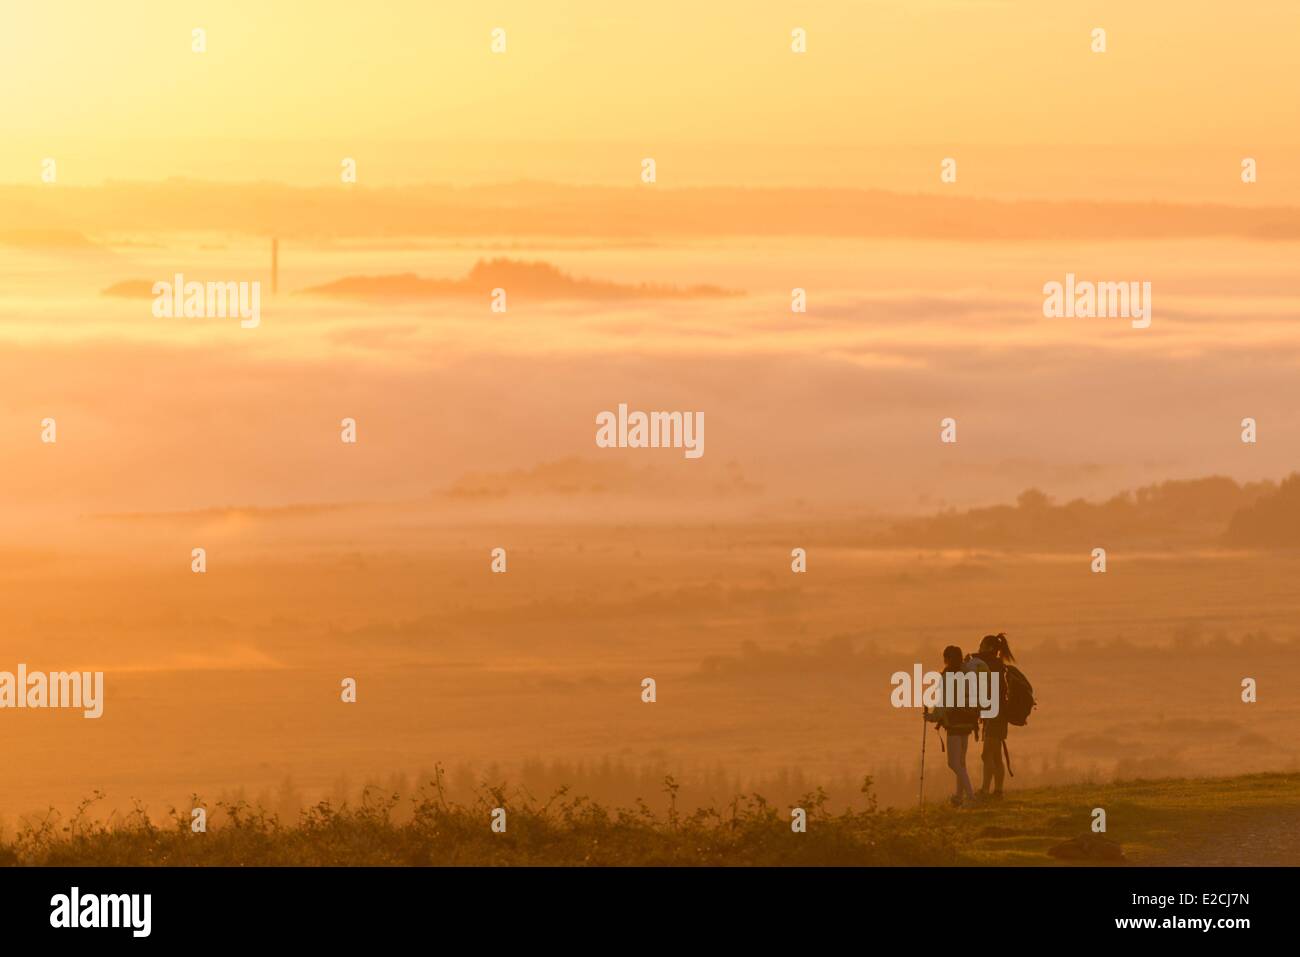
939, 664, 983, 735
945, 703, 982, 735
1003, 664, 1036, 726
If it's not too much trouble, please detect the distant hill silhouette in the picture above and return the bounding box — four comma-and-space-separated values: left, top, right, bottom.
7, 181, 1300, 242
300, 258, 738, 301
876, 477, 1277, 549
442, 456, 760, 500
1225, 473, 1300, 546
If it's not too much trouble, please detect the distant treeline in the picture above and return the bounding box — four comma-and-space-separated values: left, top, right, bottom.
874, 475, 1300, 549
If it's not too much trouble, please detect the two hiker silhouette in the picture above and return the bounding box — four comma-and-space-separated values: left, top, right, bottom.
923, 633, 1020, 807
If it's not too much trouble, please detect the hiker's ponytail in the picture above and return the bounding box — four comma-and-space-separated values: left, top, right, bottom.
981, 632, 1015, 663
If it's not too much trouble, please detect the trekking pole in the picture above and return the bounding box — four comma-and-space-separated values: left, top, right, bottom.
919, 707, 928, 808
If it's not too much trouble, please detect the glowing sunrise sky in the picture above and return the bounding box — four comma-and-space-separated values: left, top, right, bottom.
2, 0, 1297, 196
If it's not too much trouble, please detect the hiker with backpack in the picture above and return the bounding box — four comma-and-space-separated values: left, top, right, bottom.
969, 632, 1034, 799
923, 645, 984, 807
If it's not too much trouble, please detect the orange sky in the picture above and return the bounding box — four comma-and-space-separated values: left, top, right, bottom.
3, 1, 1300, 825
3, 0, 1297, 197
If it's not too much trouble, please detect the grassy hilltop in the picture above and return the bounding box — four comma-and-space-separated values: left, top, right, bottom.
3, 772, 1297, 867
945, 773, 1300, 866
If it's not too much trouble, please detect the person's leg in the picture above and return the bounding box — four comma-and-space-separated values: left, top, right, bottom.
988, 728, 1006, 795
948, 734, 973, 803
946, 734, 963, 799
980, 734, 996, 794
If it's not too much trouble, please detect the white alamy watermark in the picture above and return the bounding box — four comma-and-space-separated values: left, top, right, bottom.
1042, 273, 1151, 329
890, 664, 1000, 718
50, 887, 150, 937
596, 403, 704, 459
0, 665, 103, 718
152, 274, 260, 328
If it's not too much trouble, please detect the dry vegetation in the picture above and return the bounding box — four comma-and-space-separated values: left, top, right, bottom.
6, 770, 1297, 867
3, 769, 955, 867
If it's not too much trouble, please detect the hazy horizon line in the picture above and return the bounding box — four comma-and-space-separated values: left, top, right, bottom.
8, 180, 1300, 243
